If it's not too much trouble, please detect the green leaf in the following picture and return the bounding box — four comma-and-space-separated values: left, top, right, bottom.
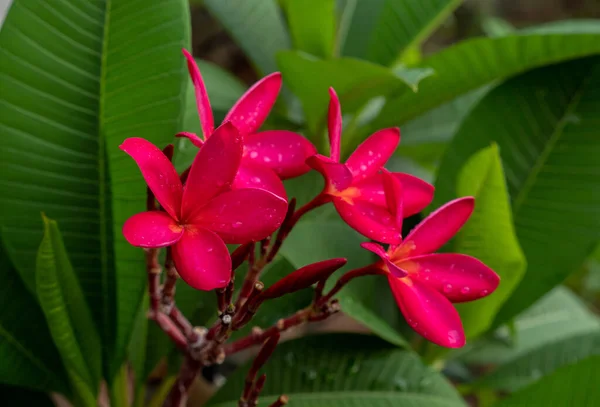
0, 240, 69, 393
371, 22, 600, 128
495, 356, 600, 406
432, 57, 600, 325
277, 51, 432, 136
209, 334, 465, 406
204, 0, 291, 75
0, 0, 191, 376
36, 216, 102, 401
174, 59, 247, 172
451, 145, 526, 339
470, 287, 600, 392
286, 0, 336, 58
341, 0, 462, 66
280, 219, 407, 347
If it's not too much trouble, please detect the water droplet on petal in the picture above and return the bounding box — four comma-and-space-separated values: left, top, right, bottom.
360, 164, 367, 171
249, 151, 258, 158
480, 289, 489, 296
443, 284, 453, 293
232, 222, 243, 228
461, 287, 470, 294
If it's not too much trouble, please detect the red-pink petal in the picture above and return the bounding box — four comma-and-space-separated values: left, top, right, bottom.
394, 197, 475, 259
388, 276, 465, 348
120, 138, 183, 220
224, 72, 282, 136
334, 198, 401, 244
182, 122, 242, 221
176, 131, 204, 148
171, 228, 231, 291
345, 128, 400, 182
183, 49, 213, 139
306, 154, 353, 192
382, 170, 403, 230
352, 172, 434, 217
397, 253, 499, 303
233, 161, 287, 199
243, 131, 316, 179
122, 211, 183, 248
360, 242, 406, 278
195, 188, 288, 244
328, 87, 342, 162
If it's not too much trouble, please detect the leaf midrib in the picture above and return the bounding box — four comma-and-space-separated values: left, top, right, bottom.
512, 66, 595, 215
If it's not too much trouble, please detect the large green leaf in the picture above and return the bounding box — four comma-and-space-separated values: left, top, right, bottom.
277, 51, 432, 137
281, 219, 407, 347
0, 0, 191, 375
495, 356, 600, 406
210, 334, 465, 406
451, 145, 526, 339
432, 57, 600, 325
0, 240, 69, 394
204, 0, 291, 75
36, 216, 102, 403
371, 22, 600, 129
469, 287, 600, 392
341, 0, 462, 66
286, 0, 335, 58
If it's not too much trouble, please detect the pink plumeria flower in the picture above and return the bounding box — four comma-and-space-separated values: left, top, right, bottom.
362, 174, 499, 347
306, 87, 434, 244
121, 122, 288, 291
179, 49, 317, 199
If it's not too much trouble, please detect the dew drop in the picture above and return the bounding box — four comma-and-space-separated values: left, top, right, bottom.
264, 157, 271, 163
360, 164, 367, 171
249, 151, 258, 159
480, 289, 489, 296
232, 222, 243, 228
443, 284, 453, 293
460, 287, 470, 294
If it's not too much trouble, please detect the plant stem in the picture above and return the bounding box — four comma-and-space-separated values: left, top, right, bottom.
162, 355, 201, 407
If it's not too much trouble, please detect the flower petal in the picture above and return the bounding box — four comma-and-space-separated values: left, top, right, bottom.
171, 228, 231, 291
120, 138, 183, 220
182, 122, 242, 221
224, 72, 282, 135
183, 49, 213, 138
388, 276, 465, 348
352, 172, 434, 217
334, 198, 401, 244
328, 87, 342, 162
394, 197, 474, 259
176, 131, 204, 148
122, 211, 183, 248
306, 154, 353, 192
360, 242, 406, 278
243, 131, 317, 179
233, 161, 287, 199
195, 188, 288, 244
397, 253, 499, 303
382, 170, 403, 230
345, 128, 400, 182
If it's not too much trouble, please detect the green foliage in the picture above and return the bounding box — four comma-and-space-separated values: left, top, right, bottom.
371, 23, 600, 128
36, 216, 102, 403
0, 0, 191, 379
451, 145, 526, 339
0, 241, 69, 394
204, 0, 291, 75
434, 57, 600, 326
286, 0, 336, 58
495, 356, 600, 406
210, 334, 465, 406
341, 0, 462, 65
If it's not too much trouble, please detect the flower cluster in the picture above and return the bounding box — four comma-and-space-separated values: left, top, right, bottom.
122, 49, 499, 352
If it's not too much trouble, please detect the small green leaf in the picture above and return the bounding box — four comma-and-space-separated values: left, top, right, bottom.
286, 0, 336, 58
209, 334, 464, 405
277, 52, 427, 137
495, 356, 600, 406
393, 65, 435, 92
36, 215, 102, 402
205, 0, 291, 75
452, 144, 526, 339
